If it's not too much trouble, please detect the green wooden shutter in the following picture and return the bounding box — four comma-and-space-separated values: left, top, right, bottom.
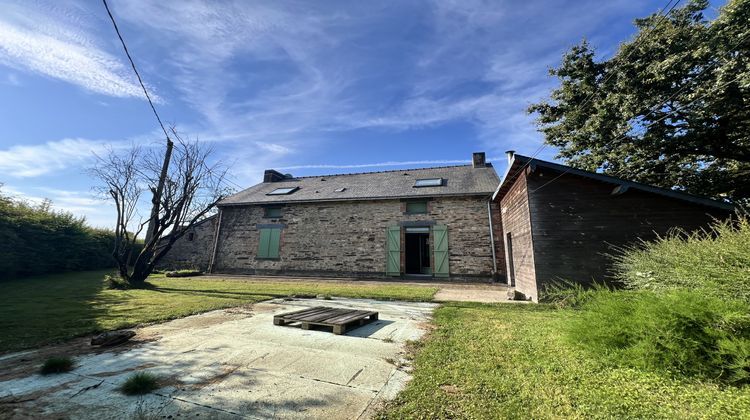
268, 228, 281, 258
258, 228, 271, 258
433, 225, 449, 277
258, 228, 281, 258
386, 226, 401, 276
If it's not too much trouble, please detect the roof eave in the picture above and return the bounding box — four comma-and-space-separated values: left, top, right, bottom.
492, 154, 734, 211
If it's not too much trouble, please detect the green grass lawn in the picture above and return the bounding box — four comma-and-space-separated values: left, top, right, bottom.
379, 303, 750, 419
0, 270, 437, 353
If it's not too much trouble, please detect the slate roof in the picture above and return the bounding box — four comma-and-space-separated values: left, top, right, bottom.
493, 153, 734, 210
220, 164, 500, 206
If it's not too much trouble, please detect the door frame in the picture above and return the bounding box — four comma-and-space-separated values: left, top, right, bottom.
404, 227, 431, 275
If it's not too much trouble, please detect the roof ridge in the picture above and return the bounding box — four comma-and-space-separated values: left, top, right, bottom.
290, 163, 492, 180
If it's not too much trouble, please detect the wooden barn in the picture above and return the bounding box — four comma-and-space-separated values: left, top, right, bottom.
493, 151, 734, 301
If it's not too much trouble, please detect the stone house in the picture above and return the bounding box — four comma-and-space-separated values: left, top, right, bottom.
493, 151, 734, 301
162, 152, 502, 280
161, 150, 731, 301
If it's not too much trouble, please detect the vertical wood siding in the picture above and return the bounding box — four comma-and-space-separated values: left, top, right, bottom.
526, 169, 729, 295
499, 173, 537, 299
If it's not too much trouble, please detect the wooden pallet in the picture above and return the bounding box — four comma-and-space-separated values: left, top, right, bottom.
273, 306, 379, 335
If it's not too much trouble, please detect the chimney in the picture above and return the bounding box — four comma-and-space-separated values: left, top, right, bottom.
263, 169, 287, 183
472, 152, 486, 168
505, 150, 515, 164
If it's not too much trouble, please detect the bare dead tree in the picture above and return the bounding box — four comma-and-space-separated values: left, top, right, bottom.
90, 128, 230, 286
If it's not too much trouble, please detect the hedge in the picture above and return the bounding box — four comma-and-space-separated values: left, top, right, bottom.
0, 190, 118, 280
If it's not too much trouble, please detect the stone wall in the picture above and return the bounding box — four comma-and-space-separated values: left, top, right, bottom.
212, 196, 497, 280
157, 216, 218, 271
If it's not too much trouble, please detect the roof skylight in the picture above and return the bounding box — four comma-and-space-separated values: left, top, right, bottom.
267, 187, 299, 195
414, 178, 444, 187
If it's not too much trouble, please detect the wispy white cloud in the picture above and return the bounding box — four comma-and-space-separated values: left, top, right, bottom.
109, 0, 643, 176
277, 155, 512, 172
2, 72, 21, 86
1, 184, 115, 228
0, 0, 659, 207
0, 1, 153, 99
254, 142, 293, 156
35, 187, 102, 207
0, 138, 117, 178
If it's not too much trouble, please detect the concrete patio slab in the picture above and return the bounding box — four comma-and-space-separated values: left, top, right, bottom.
0, 298, 437, 419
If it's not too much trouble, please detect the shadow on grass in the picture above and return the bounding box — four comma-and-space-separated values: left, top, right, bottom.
148, 286, 285, 300
0, 270, 114, 352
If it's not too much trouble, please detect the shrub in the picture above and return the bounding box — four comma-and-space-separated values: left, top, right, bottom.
40, 356, 74, 374
121, 372, 161, 395
566, 288, 750, 385
105, 273, 130, 289
614, 217, 750, 302
540, 279, 610, 308
164, 269, 202, 278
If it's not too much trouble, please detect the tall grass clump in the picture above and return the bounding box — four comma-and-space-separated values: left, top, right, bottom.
121, 372, 161, 395
540, 279, 611, 308
614, 217, 750, 302
567, 288, 750, 385
40, 356, 75, 374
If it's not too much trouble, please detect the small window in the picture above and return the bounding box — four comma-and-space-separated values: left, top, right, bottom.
334, 187, 346, 193
406, 201, 428, 214
267, 187, 299, 195
414, 178, 443, 187
257, 227, 281, 259
264, 207, 282, 218
187, 232, 195, 241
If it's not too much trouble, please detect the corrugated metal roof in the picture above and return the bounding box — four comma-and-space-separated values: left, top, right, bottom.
220, 164, 500, 206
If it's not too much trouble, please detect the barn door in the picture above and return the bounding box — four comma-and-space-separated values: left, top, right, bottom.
386, 226, 401, 276
433, 225, 449, 277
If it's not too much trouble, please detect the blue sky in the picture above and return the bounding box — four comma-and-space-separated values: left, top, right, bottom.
0, 0, 726, 227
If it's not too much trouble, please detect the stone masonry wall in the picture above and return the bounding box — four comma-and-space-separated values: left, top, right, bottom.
157, 216, 217, 271
212, 196, 497, 280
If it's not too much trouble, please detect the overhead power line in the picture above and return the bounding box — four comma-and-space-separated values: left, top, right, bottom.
633, 30, 750, 129
102, 0, 171, 144
530, 70, 749, 194
505, 0, 684, 183
102, 1, 244, 195
576, 0, 683, 112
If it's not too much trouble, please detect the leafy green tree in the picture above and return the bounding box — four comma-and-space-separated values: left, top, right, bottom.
529, 0, 749, 203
